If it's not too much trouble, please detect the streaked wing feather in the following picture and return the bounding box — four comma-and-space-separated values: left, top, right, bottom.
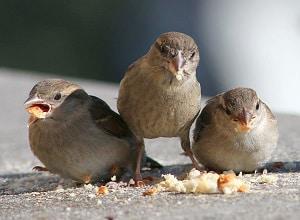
88, 96, 133, 138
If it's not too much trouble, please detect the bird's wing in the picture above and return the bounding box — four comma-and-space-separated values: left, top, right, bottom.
193, 102, 215, 143
88, 95, 134, 139
261, 101, 276, 120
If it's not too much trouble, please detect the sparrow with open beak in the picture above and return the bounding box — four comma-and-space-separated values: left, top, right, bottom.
117, 32, 201, 181
192, 88, 279, 172
24, 79, 141, 183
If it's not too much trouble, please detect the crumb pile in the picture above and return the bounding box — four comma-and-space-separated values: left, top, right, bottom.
155, 169, 250, 194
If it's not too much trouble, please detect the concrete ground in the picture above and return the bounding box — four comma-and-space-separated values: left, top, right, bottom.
0, 68, 299, 220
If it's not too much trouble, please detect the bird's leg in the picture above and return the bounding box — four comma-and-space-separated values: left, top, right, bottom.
134, 139, 145, 187
180, 132, 203, 171
32, 166, 48, 172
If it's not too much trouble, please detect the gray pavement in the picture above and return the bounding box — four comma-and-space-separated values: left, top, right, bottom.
0, 68, 299, 220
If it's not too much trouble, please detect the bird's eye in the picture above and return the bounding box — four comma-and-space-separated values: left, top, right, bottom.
256, 102, 260, 110
160, 45, 169, 54
225, 108, 231, 115
54, 93, 61, 100
190, 52, 195, 59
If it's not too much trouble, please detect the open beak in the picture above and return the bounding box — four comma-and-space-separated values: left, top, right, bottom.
24, 97, 52, 125
168, 51, 186, 80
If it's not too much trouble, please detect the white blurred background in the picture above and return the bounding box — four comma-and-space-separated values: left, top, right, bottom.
197, 0, 300, 114
0, 0, 299, 114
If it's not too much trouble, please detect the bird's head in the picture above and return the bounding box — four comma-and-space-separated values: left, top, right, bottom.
24, 79, 86, 125
147, 32, 200, 81
219, 88, 262, 132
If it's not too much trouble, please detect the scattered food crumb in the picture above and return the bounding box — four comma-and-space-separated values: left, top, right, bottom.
88, 194, 96, 198
255, 174, 278, 184
69, 193, 76, 197
96, 186, 109, 196
128, 179, 135, 186
111, 175, 117, 182
84, 184, 94, 190
143, 187, 158, 196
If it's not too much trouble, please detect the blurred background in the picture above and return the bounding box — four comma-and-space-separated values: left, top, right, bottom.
0, 0, 299, 114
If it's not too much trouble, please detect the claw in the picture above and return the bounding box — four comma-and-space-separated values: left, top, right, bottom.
135, 180, 146, 187
32, 166, 48, 172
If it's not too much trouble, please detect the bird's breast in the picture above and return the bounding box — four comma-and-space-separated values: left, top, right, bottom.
118, 74, 201, 138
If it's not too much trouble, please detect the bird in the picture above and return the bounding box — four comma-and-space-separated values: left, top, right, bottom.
24, 79, 143, 183
192, 87, 279, 172
117, 32, 202, 181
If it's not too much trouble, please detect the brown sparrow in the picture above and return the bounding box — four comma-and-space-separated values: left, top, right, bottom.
192, 88, 279, 172
117, 32, 201, 180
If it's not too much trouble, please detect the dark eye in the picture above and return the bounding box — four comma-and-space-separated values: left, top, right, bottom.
160, 44, 169, 54
190, 52, 195, 59
225, 108, 231, 115
54, 93, 61, 100
256, 102, 260, 110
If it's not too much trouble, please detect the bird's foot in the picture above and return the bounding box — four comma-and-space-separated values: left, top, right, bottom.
133, 173, 146, 187
32, 166, 48, 172
135, 180, 146, 187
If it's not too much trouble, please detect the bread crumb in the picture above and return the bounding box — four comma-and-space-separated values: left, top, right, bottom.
143, 187, 158, 196
218, 173, 250, 194
128, 179, 135, 186
84, 184, 94, 190
88, 194, 96, 198
27, 106, 47, 119
256, 174, 278, 184
156, 169, 249, 194
96, 186, 109, 196
176, 73, 183, 81
69, 193, 76, 197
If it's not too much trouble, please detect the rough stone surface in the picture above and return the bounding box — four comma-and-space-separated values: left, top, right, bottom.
0, 68, 299, 220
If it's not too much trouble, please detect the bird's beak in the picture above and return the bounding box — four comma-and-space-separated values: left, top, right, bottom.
24, 96, 52, 119
168, 51, 186, 80
235, 109, 252, 132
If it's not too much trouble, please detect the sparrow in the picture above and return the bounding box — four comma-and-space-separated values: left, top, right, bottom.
192, 88, 279, 172
117, 32, 202, 180
24, 79, 141, 183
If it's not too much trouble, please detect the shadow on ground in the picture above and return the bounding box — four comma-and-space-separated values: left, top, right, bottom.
0, 162, 299, 196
